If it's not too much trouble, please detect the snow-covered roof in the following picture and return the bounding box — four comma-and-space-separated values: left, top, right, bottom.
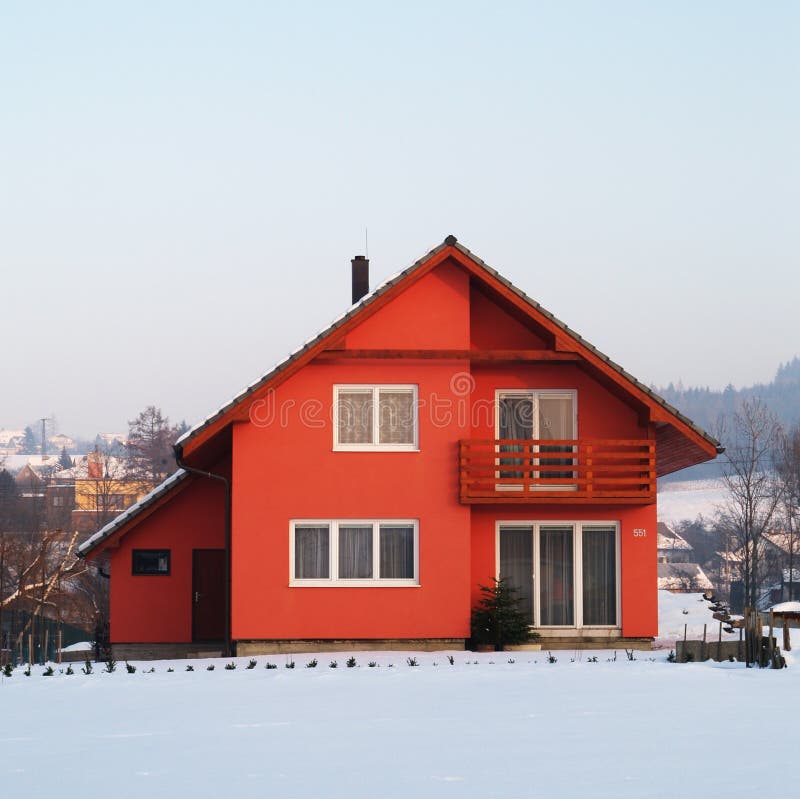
77, 470, 188, 556
656, 522, 693, 551
770, 601, 800, 614
54, 453, 128, 480
176, 236, 722, 469
657, 534, 693, 551
657, 562, 714, 591
0, 429, 25, 445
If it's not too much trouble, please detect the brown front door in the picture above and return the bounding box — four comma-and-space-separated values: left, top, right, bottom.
192, 549, 226, 642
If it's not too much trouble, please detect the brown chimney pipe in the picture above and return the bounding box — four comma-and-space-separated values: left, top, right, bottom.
351, 255, 369, 304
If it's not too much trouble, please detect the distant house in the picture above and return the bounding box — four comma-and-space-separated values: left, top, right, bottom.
725, 530, 800, 610
0, 428, 25, 450
55, 451, 152, 533
78, 236, 721, 659
657, 522, 714, 593
48, 433, 75, 452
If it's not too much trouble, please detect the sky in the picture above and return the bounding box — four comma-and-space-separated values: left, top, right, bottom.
1, 1, 798, 438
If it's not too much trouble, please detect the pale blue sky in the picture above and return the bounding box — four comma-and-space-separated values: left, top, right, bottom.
2, 2, 798, 437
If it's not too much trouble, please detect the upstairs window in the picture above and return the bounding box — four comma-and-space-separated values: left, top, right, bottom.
334, 385, 418, 450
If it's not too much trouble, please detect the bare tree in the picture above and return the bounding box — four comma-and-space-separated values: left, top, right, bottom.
715, 398, 784, 610
126, 406, 184, 483
0, 529, 91, 661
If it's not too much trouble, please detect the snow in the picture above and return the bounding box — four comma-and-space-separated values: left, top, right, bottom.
657, 478, 727, 524
60, 641, 93, 652
656, 590, 739, 646
2, 591, 794, 797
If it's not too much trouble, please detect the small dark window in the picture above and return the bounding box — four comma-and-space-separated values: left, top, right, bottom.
132, 549, 171, 575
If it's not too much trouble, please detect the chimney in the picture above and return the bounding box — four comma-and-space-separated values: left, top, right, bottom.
351, 255, 369, 304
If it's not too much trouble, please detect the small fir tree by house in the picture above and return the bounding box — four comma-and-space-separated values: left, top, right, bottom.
470, 577, 535, 651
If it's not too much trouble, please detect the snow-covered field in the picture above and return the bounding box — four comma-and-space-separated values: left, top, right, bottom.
2, 593, 794, 798
657, 477, 726, 525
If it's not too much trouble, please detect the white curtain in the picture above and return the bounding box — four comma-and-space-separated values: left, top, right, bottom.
295, 526, 329, 579
379, 525, 414, 578
378, 390, 414, 445
582, 526, 616, 625
338, 390, 373, 444
339, 525, 373, 578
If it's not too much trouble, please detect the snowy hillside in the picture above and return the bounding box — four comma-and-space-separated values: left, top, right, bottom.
657, 477, 726, 525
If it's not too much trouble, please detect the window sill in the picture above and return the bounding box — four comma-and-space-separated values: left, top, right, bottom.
332, 446, 420, 453
290, 580, 420, 588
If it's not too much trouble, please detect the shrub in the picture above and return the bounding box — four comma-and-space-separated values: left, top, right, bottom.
66, 665, 74, 675
265, 662, 277, 670
470, 577, 536, 650
207, 664, 215, 671
346, 657, 357, 668
2, 663, 12, 677
42, 665, 54, 676
447, 655, 454, 665
82, 659, 93, 675
186, 664, 195, 672
24, 664, 31, 676
667, 650, 676, 663
125, 662, 137, 674
329, 660, 338, 668
285, 660, 295, 669
547, 652, 557, 664
224, 662, 237, 670
306, 659, 318, 668
104, 659, 117, 673
246, 659, 257, 670
367, 661, 377, 668
167, 667, 174, 672
406, 657, 418, 667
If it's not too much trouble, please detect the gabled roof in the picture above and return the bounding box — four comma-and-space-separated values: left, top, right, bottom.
176, 235, 721, 473
81, 236, 721, 558
77, 470, 189, 557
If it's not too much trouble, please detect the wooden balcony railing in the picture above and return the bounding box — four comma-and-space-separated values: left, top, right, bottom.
459, 439, 656, 504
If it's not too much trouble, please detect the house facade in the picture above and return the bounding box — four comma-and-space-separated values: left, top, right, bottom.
79, 237, 720, 657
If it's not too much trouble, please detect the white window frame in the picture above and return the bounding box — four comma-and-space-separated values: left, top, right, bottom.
290, 519, 420, 587
333, 384, 419, 451
494, 520, 621, 630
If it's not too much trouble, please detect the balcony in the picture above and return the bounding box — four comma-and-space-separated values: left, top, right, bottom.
459, 439, 656, 504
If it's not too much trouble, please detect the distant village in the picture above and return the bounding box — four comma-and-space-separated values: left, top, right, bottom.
0, 408, 185, 663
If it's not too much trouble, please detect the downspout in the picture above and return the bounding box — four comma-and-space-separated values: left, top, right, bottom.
174, 444, 232, 658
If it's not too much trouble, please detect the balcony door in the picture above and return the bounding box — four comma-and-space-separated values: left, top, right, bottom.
498, 523, 619, 628
496, 391, 576, 486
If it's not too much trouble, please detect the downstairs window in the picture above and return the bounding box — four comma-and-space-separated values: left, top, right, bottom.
291, 520, 418, 586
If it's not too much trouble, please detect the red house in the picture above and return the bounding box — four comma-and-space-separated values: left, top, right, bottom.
79, 236, 720, 658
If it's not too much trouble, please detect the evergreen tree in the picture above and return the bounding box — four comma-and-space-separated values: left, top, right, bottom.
470, 577, 536, 650
0, 469, 18, 531
22, 426, 38, 454
58, 447, 73, 470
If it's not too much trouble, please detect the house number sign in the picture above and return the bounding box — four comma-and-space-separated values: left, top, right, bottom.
633, 528, 647, 538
